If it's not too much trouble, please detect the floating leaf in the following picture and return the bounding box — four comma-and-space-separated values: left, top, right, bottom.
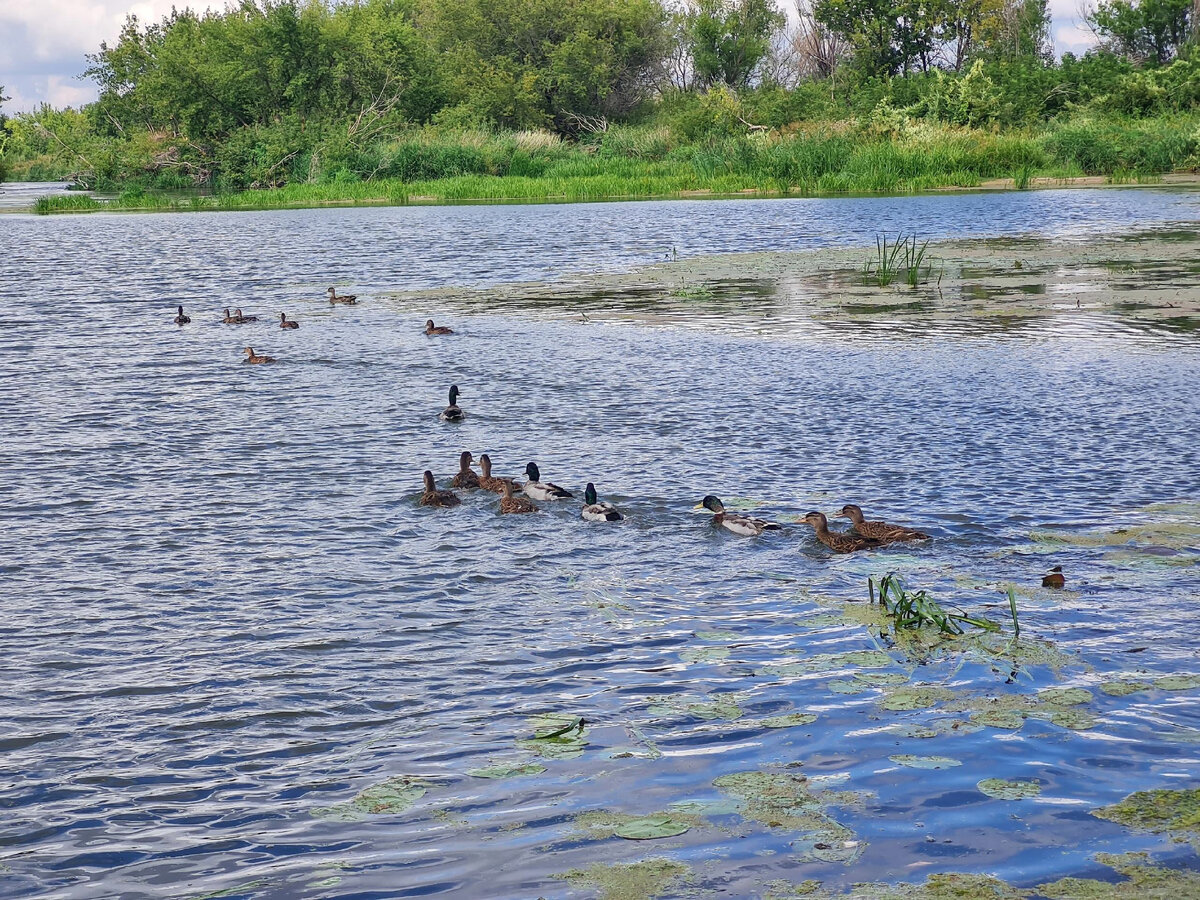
614, 814, 691, 840
880, 685, 954, 711
978, 778, 1042, 800
761, 713, 818, 728
695, 629, 738, 641
1100, 680, 1152, 697
889, 755, 962, 769
1038, 687, 1093, 707
680, 646, 731, 663
467, 763, 546, 779
1155, 674, 1200, 691
351, 776, 429, 814
828, 679, 871, 694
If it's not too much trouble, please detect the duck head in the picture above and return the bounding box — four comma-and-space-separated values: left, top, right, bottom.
244, 347, 255, 356
459, 450, 474, 470
422, 470, 437, 492
280, 312, 287, 322
426, 319, 436, 330
479, 453, 493, 477
700, 495, 724, 514
837, 504, 865, 524
327, 287, 336, 295
177, 305, 185, 315
501, 478, 516, 498
524, 462, 541, 482
803, 511, 828, 530
448, 384, 460, 405
585, 483, 598, 505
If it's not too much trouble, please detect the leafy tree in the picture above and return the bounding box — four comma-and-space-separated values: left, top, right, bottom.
1088, 0, 1193, 64
976, 0, 1053, 63
813, 0, 956, 76
683, 0, 786, 88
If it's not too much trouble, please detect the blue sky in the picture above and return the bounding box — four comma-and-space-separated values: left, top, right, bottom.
1, 0, 1098, 114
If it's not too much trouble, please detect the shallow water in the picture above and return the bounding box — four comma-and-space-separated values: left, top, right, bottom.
1, 189, 1199, 899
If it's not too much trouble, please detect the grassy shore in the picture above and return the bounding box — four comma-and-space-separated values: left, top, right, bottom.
25, 115, 1200, 214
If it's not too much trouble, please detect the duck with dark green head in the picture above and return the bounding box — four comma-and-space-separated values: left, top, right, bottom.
440, 385, 464, 422
582, 483, 623, 521
523, 463, 573, 500
700, 496, 779, 536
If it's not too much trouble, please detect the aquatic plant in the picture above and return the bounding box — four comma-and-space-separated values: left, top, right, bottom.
861, 233, 938, 288
669, 280, 715, 299
869, 573, 998, 635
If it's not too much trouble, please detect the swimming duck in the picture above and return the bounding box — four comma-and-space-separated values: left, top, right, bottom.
222, 308, 239, 324
803, 512, 880, 553
243, 347, 275, 364
440, 385, 464, 422
700, 495, 779, 536
500, 478, 539, 514
279, 312, 299, 329
234, 308, 258, 323
478, 454, 519, 494
1041, 566, 1065, 588
173, 305, 190, 325
451, 450, 481, 489
426, 319, 454, 335
420, 469, 460, 507
328, 287, 357, 305
523, 463, 573, 501
582, 483, 624, 522
837, 504, 929, 542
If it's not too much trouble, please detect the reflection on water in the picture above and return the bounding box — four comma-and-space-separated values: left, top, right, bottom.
0, 192, 1198, 899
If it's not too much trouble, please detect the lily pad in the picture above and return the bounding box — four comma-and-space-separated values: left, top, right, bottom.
880, 685, 955, 711
889, 755, 963, 769
761, 713, 818, 728
695, 629, 738, 641
978, 778, 1042, 800
1038, 687, 1093, 706
1100, 680, 1152, 697
614, 814, 691, 840
681, 646, 731, 663
1155, 674, 1200, 691
312, 776, 430, 820
467, 762, 546, 779
828, 679, 872, 694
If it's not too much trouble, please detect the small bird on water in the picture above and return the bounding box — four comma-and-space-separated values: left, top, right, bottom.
700, 495, 779, 537
837, 504, 929, 543
243, 347, 275, 364
803, 511, 880, 553
279, 312, 299, 329
419, 470, 460, 507
440, 385, 464, 422
327, 287, 357, 305
173, 305, 190, 325
425, 319, 454, 335
1041, 566, 1065, 588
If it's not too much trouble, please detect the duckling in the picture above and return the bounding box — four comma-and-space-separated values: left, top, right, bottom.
419, 469, 460, 507
234, 308, 258, 323
523, 463, 573, 500
837, 504, 929, 542
440, 385, 464, 422
279, 312, 299, 330
425, 319, 454, 335
582, 483, 624, 522
803, 511, 880, 553
222, 308, 239, 324
451, 450, 481, 489
327, 287, 357, 305
173, 305, 190, 325
243, 346, 275, 364
478, 454, 519, 494
500, 478, 539, 514
700, 495, 779, 536
1041, 565, 1065, 589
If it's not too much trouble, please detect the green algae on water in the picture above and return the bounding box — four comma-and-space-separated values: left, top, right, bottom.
680, 646, 731, 663
466, 762, 547, 779
573, 809, 702, 841
647, 692, 744, 721
614, 815, 692, 840
1038, 686, 1093, 706
1154, 674, 1200, 691
556, 858, 688, 900
761, 713, 819, 728
712, 770, 859, 849
977, 778, 1042, 800
842, 872, 1027, 900
1092, 787, 1200, 836
889, 755, 963, 769
311, 775, 430, 820
879, 684, 956, 711
1100, 680, 1153, 696
1036, 851, 1200, 899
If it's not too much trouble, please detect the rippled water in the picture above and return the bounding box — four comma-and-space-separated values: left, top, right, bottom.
1, 187, 1199, 899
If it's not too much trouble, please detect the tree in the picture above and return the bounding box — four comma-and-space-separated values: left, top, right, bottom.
977, 0, 1053, 63
683, 0, 786, 88
813, 0, 955, 76
1088, 0, 1192, 63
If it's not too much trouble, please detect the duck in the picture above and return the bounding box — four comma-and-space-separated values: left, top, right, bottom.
700, 495, 780, 536
425, 319, 454, 335
243, 347, 275, 364
478, 454, 519, 494
222, 308, 239, 324
328, 287, 357, 305
279, 312, 299, 329
451, 450, 481, 489
582, 483, 624, 522
803, 511, 880, 553
500, 478, 539, 514
419, 469, 460, 507
173, 305, 190, 325
523, 463, 573, 500
440, 385, 465, 422
234, 308, 258, 323
1041, 565, 1065, 588
837, 504, 929, 542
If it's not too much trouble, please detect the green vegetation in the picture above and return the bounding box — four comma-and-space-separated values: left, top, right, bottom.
869, 573, 1000, 634
3, 0, 1200, 210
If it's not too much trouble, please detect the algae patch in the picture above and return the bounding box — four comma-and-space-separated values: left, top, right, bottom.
1036, 852, 1200, 899
889, 755, 963, 770
842, 872, 1027, 899
311, 776, 430, 820
557, 858, 688, 900
712, 769, 862, 854
977, 778, 1042, 800
573, 809, 701, 841
879, 684, 956, 711
1091, 787, 1200, 837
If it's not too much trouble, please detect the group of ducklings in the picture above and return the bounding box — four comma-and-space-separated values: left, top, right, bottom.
420, 452, 623, 522
170, 289, 456, 365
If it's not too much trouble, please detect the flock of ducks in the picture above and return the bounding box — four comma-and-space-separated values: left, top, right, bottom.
171, 291, 1065, 576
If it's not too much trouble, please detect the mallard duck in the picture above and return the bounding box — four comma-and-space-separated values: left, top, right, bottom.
234, 308, 258, 323
700, 495, 779, 536
420, 469, 460, 507
440, 385, 464, 422
478, 454, 519, 494
222, 308, 239, 324
837, 504, 929, 542
1041, 566, 1065, 588
173, 305, 190, 325
500, 478, 538, 514
279, 312, 299, 329
582, 483, 624, 521
327, 287, 357, 305
425, 319, 454, 335
243, 347, 275, 364
523, 463, 573, 500
451, 450, 481, 488
803, 512, 880, 553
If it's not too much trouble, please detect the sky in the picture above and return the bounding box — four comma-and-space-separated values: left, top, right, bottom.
1, 0, 1098, 114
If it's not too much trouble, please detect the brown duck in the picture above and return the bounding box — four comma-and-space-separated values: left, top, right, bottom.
1041, 566, 1065, 588
803, 512, 881, 553
837, 504, 929, 542
425, 319, 454, 335
173, 305, 190, 325
243, 347, 275, 364
419, 470, 460, 508
222, 308, 240, 324
451, 451, 481, 489
500, 479, 539, 514
478, 454, 519, 494
328, 287, 357, 305
234, 308, 257, 323
279, 312, 299, 329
